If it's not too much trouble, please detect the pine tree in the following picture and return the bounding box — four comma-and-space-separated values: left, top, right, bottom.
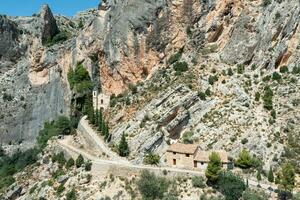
280, 162, 295, 192
205, 152, 222, 183
118, 134, 129, 157
95, 109, 99, 125
268, 166, 274, 183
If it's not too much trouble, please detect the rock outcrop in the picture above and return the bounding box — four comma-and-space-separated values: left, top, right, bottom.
40, 4, 59, 44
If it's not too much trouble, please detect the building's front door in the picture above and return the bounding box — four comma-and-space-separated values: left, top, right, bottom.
194, 161, 197, 168
173, 159, 176, 165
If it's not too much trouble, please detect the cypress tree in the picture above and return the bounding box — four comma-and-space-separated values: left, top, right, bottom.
257, 169, 262, 181
118, 134, 129, 157
98, 110, 103, 131
95, 109, 99, 125
268, 166, 274, 183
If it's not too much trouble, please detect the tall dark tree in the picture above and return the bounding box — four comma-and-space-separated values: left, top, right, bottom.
268, 166, 274, 183
205, 152, 222, 183
118, 134, 129, 157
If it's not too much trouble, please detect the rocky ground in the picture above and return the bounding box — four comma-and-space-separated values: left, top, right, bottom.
1, 0, 300, 198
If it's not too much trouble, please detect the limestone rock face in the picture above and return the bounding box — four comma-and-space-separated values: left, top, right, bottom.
40, 4, 59, 44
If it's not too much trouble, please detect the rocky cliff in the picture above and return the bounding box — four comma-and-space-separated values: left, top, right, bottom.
1, 0, 300, 172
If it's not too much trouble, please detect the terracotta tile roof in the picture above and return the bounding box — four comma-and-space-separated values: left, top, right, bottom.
167, 143, 198, 154
194, 150, 228, 163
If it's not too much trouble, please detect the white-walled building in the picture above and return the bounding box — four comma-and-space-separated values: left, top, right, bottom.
93, 90, 110, 111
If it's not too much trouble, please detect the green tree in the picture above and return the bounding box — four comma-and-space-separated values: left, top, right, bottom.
0, 146, 4, 157
205, 152, 222, 183
98, 110, 103, 131
137, 170, 170, 200
191, 176, 206, 188
75, 154, 84, 168
118, 134, 129, 157
217, 171, 247, 200
263, 86, 273, 111
268, 167, 274, 183
280, 163, 295, 192
235, 149, 253, 169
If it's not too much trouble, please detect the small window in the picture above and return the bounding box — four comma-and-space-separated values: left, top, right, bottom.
173, 159, 176, 165
173, 152, 176, 155
186, 154, 190, 157
201, 162, 204, 165
101, 99, 104, 104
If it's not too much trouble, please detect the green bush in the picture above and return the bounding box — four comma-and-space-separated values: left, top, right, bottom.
173, 61, 188, 73
66, 158, 75, 169
84, 161, 92, 171
255, 92, 260, 101
241, 138, 248, 144
137, 170, 170, 200
272, 72, 282, 81
262, 0, 272, 7
198, 91, 206, 100
52, 152, 66, 166
37, 116, 72, 149
191, 176, 206, 188
46, 31, 70, 46
237, 64, 245, 74
217, 171, 246, 200
208, 75, 218, 85
56, 183, 65, 195
75, 154, 84, 168
235, 149, 253, 169
66, 188, 77, 200
292, 66, 300, 74
143, 153, 160, 165
227, 68, 234, 76
168, 49, 183, 65
280, 66, 289, 73
182, 131, 194, 144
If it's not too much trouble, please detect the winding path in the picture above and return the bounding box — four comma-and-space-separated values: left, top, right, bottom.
58, 116, 279, 193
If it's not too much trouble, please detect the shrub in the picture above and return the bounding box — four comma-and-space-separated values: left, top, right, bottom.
75, 154, 84, 168
241, 138, 248, 144
52, 152, 66, 166
235, 149, 253, 169
84, 161, 92, 171
280, 66, 289, 73
198, 91, 206, 100
272, 72, 282, 81
292, 66, 300, 74
217, 171, 246, 200
143, 153, 160, 165
56, 183, 65, 195
192, 176, 206, 188
242, 188, 268, 200
262, 0, 272, 7
227, 68, 234, 76
128, 83, 137, 94
208, 75, 218, 85
2, 93, 13, 101
66, 188, 77, 200
255, 92, 260, 101
46, 31, 69, 46
205, 152, 222, 183
168, 48, 183, 65
271, 109, 276, 119
182, 131, 194, 144
66, 158, 75, 169
137, 170, 170, 200
237, 64, 245, 74
205, 88, 211, 96
173, 61, 188, 73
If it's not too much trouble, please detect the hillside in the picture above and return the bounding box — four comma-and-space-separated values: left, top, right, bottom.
0, 0, 299, 199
